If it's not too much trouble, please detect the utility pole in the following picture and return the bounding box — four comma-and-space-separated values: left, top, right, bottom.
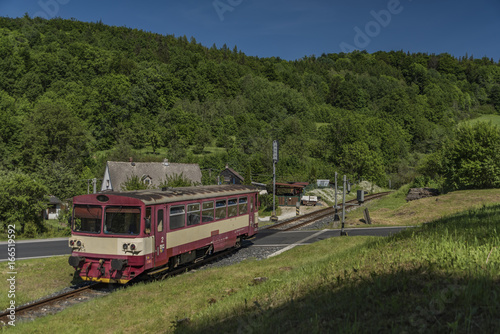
334, 172, 340, 221
341, 174, 347, 236
271, 140, 279, 222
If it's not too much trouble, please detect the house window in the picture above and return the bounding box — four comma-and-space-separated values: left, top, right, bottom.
142, 176, 152, 186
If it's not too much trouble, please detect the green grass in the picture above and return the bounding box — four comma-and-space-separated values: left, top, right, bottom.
0, 256, 82, 310
328, 188, 500, 228
315, 122, 330, 129
465, 114, 500, 127
0, 220, 71, 241
11, 203, 500, 333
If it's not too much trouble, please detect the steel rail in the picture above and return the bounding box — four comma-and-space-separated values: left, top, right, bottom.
0, 282, 103, 325
268, 191, 392, 231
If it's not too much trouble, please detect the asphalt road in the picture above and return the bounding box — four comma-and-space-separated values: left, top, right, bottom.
0, 238, 71, 262
0, 226, 409, 262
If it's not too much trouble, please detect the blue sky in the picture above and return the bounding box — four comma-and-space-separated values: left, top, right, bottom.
1, 0, 499, 61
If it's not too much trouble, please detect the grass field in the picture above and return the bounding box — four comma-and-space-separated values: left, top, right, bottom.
330, 188, 500, 228
7, 199, 500, 333
0, 256, 82, 310
465, 114, 500, 127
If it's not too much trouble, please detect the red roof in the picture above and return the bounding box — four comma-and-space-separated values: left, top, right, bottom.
275, 182, 308, 188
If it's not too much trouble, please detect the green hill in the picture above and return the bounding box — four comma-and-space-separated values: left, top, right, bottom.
0, 15, 499, 201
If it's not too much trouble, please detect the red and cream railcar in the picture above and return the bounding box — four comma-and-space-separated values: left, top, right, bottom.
68, 185, 259, 284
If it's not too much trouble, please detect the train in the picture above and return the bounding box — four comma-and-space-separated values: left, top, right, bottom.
68, 185, 259, 284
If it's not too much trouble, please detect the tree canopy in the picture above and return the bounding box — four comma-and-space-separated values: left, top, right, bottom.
0, 15, 499, 199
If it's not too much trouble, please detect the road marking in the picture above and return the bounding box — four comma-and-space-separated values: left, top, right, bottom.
267, 230, 327, 258
251, 244, 311, 247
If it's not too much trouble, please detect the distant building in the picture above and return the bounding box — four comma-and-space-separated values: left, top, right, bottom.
317, 179, 330, 187
267, 182, 309, 206
219, 164, 244, 185
101, 160, 202, 192
43, 196, 64, 220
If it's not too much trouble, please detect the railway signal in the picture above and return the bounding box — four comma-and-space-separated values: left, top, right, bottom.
340, 175, 348, 236
271, 140, 279, 222
333, 172, 340, 221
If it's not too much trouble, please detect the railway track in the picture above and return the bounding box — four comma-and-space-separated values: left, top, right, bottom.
268, 191, 392, 231
0, 246, 240, 326
0, 282, 108, 326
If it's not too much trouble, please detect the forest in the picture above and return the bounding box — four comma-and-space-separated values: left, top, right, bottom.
0, 15, 500, 219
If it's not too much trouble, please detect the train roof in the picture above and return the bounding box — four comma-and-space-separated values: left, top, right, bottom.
97, 184, 258, 205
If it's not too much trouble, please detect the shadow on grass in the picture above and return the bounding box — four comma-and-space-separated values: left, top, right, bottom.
386, 203, 500, 244
174, 204, 500, 334
176, 265, 500, 334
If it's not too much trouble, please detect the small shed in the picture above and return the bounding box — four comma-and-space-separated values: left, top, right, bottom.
219, 165, 244, 185
268, 182, 308, 206
43, 196, 63, 220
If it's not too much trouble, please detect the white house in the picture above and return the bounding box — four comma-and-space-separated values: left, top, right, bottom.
43, 196, 64, 220
101, 160, 203, 192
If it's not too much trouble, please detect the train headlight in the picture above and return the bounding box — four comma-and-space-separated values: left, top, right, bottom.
76, 240, 82, 247
70, 240, 75, 246
122, 243, 128, 250
130, 244, 136, 251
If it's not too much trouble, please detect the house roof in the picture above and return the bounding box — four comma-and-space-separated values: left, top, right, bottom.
222, 167, 244, 181
106, 161, 202, 191
48, 195, 62, 204
275, 182, 308, 188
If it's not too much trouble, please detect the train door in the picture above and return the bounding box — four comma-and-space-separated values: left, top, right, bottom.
154, 206, 168, 266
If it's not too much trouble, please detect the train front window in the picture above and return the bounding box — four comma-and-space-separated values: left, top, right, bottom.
73, 205, 102, 233
104, 206, 141, 235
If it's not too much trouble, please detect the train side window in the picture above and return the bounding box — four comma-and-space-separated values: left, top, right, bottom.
228, 198, 237, 217
169, 205, 185, 230
239, 197, 248, 215
145, 207, 152, 234
187, 203, 200, 226
157, 209, 164, 232
202, 201, 214, 222
215, 200, 226, 220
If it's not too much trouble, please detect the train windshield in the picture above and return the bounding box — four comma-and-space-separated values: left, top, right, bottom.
73, 205, 102, 233
104, 206, 141, 235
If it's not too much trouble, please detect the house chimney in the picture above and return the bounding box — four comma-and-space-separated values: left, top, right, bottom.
225, 163, 229, 169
